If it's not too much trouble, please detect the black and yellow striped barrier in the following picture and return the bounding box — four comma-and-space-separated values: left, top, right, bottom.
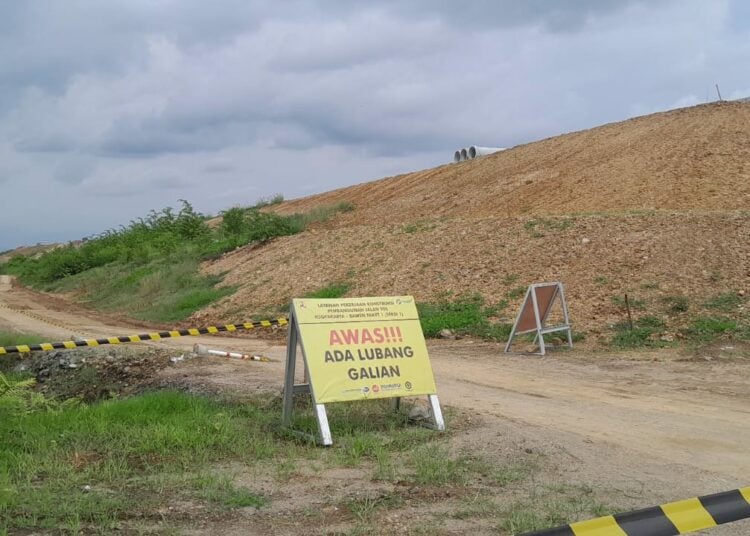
0, 318, 289, 356
522, 487, 750, 535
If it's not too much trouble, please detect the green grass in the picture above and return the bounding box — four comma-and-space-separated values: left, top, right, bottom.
45, 256, 235, 323
0, 391, 275, 531
252, 193, 285, 208
610, 315, 667, 349
306, 281, 351, 299
402, 219, 438, 234
292, 201, 356, 228
703, 292, 743, 312
524, 218, 574, 237
508, 286, 527, 299
411, 444, 471, 485
417, 294, 510, 340
611, 295, 646, 310
0, 331, 46, 348
1, 200, 357, 324
681, 317, 740, 343
501, 484, 614, 534
0, 390, 441, 533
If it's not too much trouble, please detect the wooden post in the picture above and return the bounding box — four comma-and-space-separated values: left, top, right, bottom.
624, 293, 634, 330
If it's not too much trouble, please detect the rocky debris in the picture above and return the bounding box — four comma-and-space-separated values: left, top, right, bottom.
407, 404, 431, 422
11, 347, 176, 402
439, 329, 455, 339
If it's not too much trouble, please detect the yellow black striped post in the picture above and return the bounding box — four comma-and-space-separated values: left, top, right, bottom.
522, 487, 750, 535
0, 318, 289, 356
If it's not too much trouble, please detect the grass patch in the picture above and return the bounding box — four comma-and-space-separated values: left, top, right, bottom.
1, 199, 360, 323
252, 193, 285, 209
192, 472, 266, 509
306, 281, 350, 299
293, 201, 356, 228
703, 292, 743, 312
501, 484, 614, 534
0, 389, 441, 533
410, 444, 470, 485
508, 286, 527, 299
46, 256, 235, 323
524, 218, 574, 237
417, 294, 510, 340
611, 295, 646, 310
610, 315, 667, 349
681, 317, 740, 343
662, 295, 689, 314
402, 219, 437, 234
346, 492, 403, 522
0, 331, 46, 349
0, 391, 277, 532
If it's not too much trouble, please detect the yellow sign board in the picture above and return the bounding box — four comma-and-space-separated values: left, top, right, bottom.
293, 296, 437, 403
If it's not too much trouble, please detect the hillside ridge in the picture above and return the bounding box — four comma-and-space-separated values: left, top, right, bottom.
195, 102, 749, 345
275, 101, 750, 226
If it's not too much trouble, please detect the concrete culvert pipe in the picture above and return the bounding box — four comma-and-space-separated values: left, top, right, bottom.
454, 150, 462, 163
460, 148, 468, 161
468, 146, 506, 159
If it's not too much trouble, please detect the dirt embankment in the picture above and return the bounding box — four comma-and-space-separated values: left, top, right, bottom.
275, 101, 750, 226
197, 211, 749, 339
194, 102, 750, 337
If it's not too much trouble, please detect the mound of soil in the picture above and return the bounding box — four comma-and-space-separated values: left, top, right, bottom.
276, 101, 750, 225
195, 102, 750, 344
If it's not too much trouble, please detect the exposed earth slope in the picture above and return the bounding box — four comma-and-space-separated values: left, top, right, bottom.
196, 102, 749, 340
275, 101, 750, 224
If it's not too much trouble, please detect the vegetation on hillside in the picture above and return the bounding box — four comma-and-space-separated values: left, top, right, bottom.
0, 199, 354, 322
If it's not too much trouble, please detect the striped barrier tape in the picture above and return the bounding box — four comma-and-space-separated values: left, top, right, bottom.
522, 486, 750, 536
0, 318, 289, 356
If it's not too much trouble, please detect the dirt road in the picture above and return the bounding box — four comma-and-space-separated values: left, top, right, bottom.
1, 279, 748, 531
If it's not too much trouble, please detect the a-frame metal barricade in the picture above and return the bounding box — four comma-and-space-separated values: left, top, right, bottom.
281, 303, 445, 446
281, 308, 333, 445
504, 282, 572, 356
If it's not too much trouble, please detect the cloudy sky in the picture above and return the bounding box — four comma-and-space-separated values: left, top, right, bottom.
1, 0, 748, 251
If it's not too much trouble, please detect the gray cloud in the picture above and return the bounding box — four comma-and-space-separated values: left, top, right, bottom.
314, 0, 668, 32
1, 0, 748, 251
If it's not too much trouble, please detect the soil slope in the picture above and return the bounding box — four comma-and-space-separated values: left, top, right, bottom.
276, 101, 750, 225
196, 102, 750, 339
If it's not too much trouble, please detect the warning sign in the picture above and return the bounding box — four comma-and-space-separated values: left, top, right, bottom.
293, 296, 437, 403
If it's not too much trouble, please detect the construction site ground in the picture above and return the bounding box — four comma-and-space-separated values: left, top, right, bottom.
2, 275, 748, 534
195, 102, 750, 340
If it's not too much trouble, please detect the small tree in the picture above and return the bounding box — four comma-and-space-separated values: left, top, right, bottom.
221, 207, 247, 237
